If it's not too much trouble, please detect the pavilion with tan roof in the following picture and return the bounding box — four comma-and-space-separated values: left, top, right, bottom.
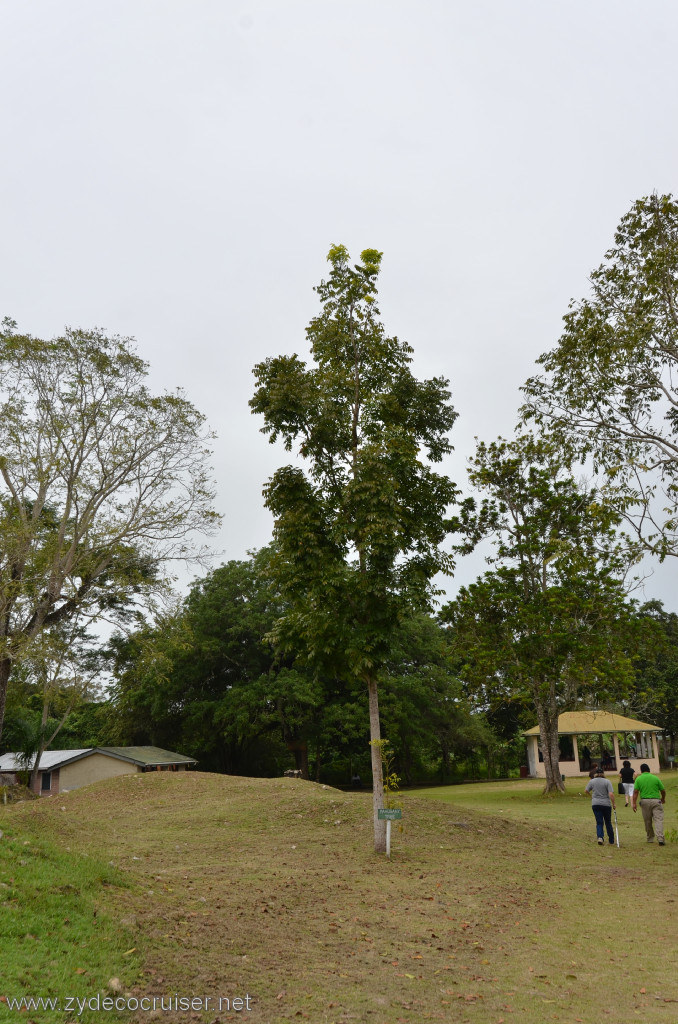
523, 710, 662, 779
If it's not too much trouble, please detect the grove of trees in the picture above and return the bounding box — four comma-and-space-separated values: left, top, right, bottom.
4, 194, 678, 818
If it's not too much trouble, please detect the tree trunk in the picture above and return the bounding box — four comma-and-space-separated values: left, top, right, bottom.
367, 675, 386, 853
439, 738, 451, 780
536, 701, 565, 794
401, 742, 413, 786
0, 657, 11, 743
29, 742, 46, 794
29, 688, 51, 793
288, 740, 309, 779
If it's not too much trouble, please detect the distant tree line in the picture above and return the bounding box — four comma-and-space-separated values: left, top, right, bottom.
99, 545, 500, 786
5, 544, 678, 787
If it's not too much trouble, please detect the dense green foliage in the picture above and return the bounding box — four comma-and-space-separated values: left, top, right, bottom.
444, 434, 645, 792
104, 548, 493, 785
627, 601, 678, 753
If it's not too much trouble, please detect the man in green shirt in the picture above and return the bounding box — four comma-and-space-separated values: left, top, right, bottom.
632, 763, 666, 845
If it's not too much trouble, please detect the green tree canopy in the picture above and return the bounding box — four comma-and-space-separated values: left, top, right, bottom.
626, 600, 678, 755
523, 194, 678, 562
0, 321, 219, 739
109, 549, 477, 784
444, 434, 641, 793
250, 245, 458, 849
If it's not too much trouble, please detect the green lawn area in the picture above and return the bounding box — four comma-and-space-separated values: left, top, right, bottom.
0, 820, 140, 1022
416, 771, 678, 830
1, 771, 677, 1023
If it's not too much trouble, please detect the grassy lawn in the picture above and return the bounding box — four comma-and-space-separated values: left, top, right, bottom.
417, 771, 678, 828
1, 771, 677, 1023
0, 818, 140, 1022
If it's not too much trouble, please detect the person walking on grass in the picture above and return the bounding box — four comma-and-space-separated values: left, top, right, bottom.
585, 768, 616, 846
632, 763, 666, 845
619, 760, 635, 807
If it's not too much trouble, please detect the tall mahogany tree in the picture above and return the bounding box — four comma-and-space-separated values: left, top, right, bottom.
251, 246, 457, 850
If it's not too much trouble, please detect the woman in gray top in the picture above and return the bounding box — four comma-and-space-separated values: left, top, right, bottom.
585, 769, 617, 846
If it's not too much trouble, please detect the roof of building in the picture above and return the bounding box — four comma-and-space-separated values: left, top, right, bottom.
523, 710, 661, 736
0, 746, 197, 772
98, 746, 197, 767
0, 749, 92, 772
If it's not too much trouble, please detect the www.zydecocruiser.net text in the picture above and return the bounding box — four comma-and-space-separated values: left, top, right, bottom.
3, 993, 253, 1014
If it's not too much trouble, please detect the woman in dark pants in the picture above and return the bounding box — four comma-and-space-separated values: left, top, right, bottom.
585, 769, 617, 845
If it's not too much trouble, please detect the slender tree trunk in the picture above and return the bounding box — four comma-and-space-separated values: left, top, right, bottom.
536, 700, 565, 794
29, 741, 46, 793
367, 675, 386, 853
439, 738, 451, 780
401, 742, 413, 786
0, 657, 11, 743
29, 688, 52, 793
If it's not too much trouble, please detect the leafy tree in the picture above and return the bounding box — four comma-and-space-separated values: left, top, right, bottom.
379, 613, 490, 783
0, 320, 219, 740
626, 600, 678, 756
109, 548, 330, 775
523, 194, 678, 562
250, 246, 457, 850
444, 434, 640, 793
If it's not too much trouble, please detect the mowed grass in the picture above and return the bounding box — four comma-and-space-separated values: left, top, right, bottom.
1, 771, 677, 1024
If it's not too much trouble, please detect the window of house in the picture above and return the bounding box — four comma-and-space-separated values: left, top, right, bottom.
41, 771, 52, 792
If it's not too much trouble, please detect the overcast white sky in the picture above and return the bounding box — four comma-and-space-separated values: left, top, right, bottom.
2, 0, 677, 606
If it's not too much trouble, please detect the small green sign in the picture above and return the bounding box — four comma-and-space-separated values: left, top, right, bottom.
378, 808, 402, 820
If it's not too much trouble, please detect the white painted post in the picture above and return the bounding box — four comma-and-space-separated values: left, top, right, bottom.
386, 819, 391, 859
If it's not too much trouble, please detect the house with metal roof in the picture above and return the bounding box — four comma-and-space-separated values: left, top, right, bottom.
0, 746, 197, 795
523, 710, 661, 778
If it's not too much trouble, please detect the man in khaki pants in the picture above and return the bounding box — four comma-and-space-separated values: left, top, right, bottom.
632, 763, 666, 845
